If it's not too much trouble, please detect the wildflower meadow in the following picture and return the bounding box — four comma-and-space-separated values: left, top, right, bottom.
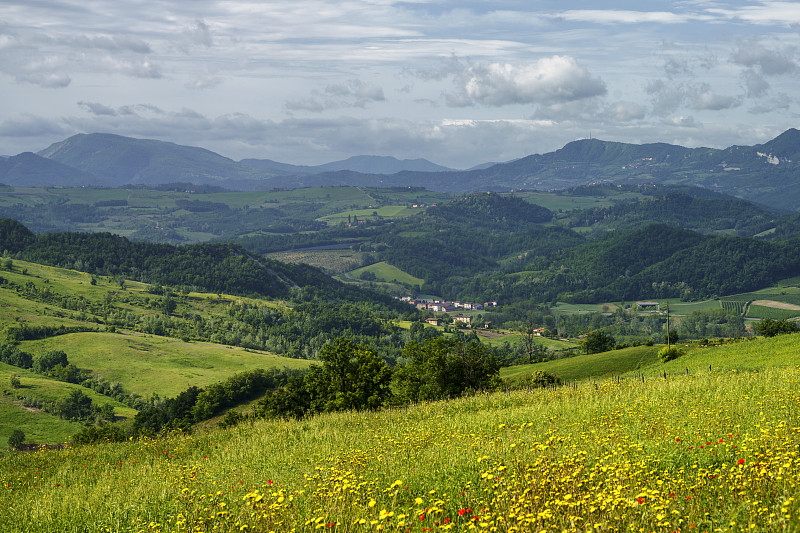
1, 338, 799, 532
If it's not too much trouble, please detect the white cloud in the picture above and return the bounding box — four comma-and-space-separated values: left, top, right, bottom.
607, 101, 647, 122
0, 114, 70, 138
732, 40, 798, 75
709, 2, 800, 26
65, 34, 152, 54
663, 115, 701, 128
78, 101, 118, 116
692, 88, 740, 111
445, 56, 606, 107
184, 20, 213, 48
324, 79, 386, 106
748, 93, 793, 114
286, 78, 386, 112
555, 9, 699, 25
742, 69, 770, 97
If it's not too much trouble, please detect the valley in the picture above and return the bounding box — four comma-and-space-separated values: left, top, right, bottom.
1, 131, 800, 532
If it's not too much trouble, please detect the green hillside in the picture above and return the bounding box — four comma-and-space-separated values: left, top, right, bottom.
349, 261, 424, 286
0, 333, 798, 532
19, 333, 308, 398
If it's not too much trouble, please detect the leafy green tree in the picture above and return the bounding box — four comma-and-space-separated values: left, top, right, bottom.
32, 350, 69, 374
394, 337, 500, 402
8, 429, 25, 449
56, 389, 93, 421
529, 370, 559, 388
756, 318, 799, 337
665, 329, 679, 345
581, 330, 615, 354
305, 338, 392, 413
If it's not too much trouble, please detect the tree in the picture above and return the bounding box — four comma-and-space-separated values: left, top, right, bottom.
305, 338, 392, 413
56, 389, 93, 421
581, 330, 615, 354
8, 429, 25, 449
756, 318, 799, 337
394, 337, 500, 402
32, 350, 69, 374
665, 329, 679, 345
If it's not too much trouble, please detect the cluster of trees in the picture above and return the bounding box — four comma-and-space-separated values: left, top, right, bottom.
69, 335, 501, 443
0, 219, 373, 302
755, 318, 800, 337
562, 193, 776, 237
258, 336, 500, 419
0, 346, 90, 384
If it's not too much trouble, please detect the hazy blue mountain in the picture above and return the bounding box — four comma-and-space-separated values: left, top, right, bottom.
254, 129, 800, 211
314, 155, 453, 174
240, 154, 453, 175
37, 133, 267, 187
10, 129, 800, 211
0, 152, 99, 187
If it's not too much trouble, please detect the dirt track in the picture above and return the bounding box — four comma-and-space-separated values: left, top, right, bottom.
751, 299, 800, 311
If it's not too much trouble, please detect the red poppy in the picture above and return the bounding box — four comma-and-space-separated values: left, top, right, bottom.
458, 509, 466, 516
737, 459, 745, 465
637, 498, 644, 504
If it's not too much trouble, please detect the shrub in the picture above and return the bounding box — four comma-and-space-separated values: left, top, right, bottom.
7, 429, 25, 449
529, 370, 559, 388
658, 346, 684, 363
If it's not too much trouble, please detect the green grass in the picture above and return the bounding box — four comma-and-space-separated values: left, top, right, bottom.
0, 335, 798, 532
0, 258, 307, 445
746, 305, 800, 320
349, 262, 423, 286
19, 332, 310, 399
318, 205, 417, 225
266, 249, 365, 274
0, 362, 136, 444
500, 344, 660, 384
514, 190, 647, 211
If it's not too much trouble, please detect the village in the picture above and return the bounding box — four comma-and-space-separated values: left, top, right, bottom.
396, 296, 499, 328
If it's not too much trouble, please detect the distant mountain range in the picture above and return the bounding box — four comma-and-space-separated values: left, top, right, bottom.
2, 129, 800, 211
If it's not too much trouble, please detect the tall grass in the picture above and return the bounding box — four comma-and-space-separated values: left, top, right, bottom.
1, 336, 798, 532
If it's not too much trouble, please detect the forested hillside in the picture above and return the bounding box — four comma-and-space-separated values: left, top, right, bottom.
0, 219, 403, 310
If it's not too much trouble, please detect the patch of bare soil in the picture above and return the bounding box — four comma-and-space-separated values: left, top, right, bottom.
475, 330, 508, 339
751, 300, 800, 311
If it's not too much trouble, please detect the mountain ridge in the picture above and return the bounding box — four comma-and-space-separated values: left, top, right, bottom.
4, 129, 796, 211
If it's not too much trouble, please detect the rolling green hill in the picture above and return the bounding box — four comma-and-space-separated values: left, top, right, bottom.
0, 332, 798, 532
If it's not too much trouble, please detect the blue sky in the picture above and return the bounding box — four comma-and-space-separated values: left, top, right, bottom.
1, 1, 799, 167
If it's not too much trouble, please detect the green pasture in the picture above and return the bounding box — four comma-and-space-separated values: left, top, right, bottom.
0, 362, 136, 445
500, 344, 660, 384
19, 332, 310, 399
349, 261, 423, 286
746, 305, 800, 320
551, 302, 621, 313
318, 205, 418, 225
513, 190, 646, 211
657, 332, 800, 374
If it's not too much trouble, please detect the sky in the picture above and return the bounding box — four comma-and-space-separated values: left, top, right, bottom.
1, 1, 800, 168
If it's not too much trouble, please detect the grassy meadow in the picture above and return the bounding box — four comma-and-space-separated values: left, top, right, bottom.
349, 262, 424, 286
0, 259, 307, 443
0, 334, 798, 532
19, 332, 309, 398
